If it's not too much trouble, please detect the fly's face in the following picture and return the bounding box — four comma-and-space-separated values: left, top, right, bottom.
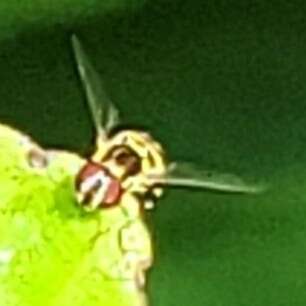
76, 129, 168, 211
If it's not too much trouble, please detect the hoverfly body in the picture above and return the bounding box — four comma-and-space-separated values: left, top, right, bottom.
71, 35, 262, 209
0, 35, 264, 306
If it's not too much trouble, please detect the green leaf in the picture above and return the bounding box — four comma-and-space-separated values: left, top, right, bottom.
0, 124, 151, 306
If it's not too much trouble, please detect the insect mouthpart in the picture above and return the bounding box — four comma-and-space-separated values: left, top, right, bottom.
75, 161, 122, 211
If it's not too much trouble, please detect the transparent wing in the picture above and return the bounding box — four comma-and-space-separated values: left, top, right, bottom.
148, 162, 265, 194
71, 35, 120, 140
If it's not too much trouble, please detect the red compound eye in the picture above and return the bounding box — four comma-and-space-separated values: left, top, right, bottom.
75, 161, 104, 190
103, 179, 122, 206
76, 161, 123, 209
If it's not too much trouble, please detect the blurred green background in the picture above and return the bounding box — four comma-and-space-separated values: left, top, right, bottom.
1, 0, 306, 305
